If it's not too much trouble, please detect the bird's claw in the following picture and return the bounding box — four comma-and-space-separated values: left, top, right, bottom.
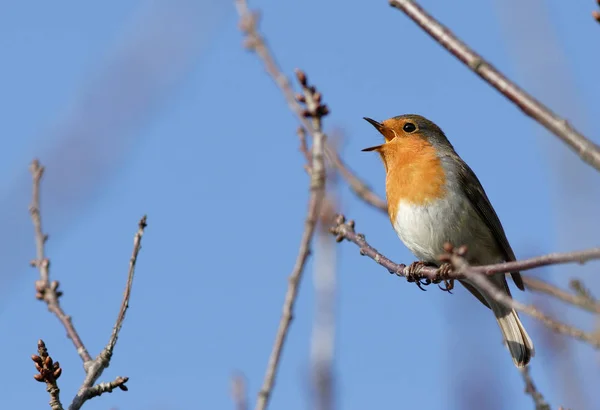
405, 261, 431, 291
434, 263, 454, 293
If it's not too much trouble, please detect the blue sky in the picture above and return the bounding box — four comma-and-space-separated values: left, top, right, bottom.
1, 1, 599, 409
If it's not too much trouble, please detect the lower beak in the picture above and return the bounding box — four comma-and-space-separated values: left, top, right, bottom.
361, 145, 382, 152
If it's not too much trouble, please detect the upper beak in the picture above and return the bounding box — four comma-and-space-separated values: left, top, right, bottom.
362, 117, 384, 152
363, 117, 383, 132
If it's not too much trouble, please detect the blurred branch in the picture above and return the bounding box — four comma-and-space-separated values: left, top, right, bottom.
69, 217, 146, 410
32, 340, 64, 410
29, 159, 93, 364
389, 0, 600, 172
520, 366, 551, 410
231, 374, 249, 410
311, 220, 337, 410
594, 1, 600, 23
331, 214, 600, 347
523, 277, 600, 314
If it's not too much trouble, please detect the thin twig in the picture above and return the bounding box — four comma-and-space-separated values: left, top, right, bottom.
29, 159, 93, 364
235, 0, 385, 213
254, 71, 328, 410
331, 215, 600, 347
389, 0, 600, 172
523, 277, 600, 314
520, 366, 551, 410
71, 377, 129, 406
32, 340, 64, 410
68, 216, 147, 410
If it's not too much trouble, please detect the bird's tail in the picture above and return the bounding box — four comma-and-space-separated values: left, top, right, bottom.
462, 276, 535, 367
485, 277, 534, 368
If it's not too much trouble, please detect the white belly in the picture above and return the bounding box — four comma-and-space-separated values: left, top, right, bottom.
393, 192, 499, 265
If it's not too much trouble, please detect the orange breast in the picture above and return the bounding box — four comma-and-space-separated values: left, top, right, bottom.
383, 137, 447, 223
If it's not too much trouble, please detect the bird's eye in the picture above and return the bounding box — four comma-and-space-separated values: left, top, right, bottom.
403, 122, 417, 133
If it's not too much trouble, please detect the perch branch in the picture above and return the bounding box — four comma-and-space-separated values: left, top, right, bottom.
331, 214, 600, 347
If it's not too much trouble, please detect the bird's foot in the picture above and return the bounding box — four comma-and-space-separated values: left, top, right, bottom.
434, 263, 455, 293
406, 261, 432, 291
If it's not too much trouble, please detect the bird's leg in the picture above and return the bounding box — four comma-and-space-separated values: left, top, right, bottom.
406, 261, 434, 291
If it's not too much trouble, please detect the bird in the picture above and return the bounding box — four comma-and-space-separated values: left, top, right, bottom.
362, 114, 534, 368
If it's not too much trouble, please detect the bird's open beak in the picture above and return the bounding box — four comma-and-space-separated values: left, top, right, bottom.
362, 117, 384, 152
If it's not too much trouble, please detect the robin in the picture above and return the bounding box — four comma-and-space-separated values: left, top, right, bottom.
362, 114, 534, 368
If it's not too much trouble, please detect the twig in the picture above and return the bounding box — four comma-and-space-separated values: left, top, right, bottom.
331, 215, 600, 347
389, 0, 600, 172
105, 215, 147, 357
235, 0, 385, 213
71, 377, 129, 405
236, 2, 331, 409
253, 69, 328, 410
32, 340, 64, 410
520, 366, 551, 410
29, 159, 93, 364
69, 216, 147, 410
523, 277, 600, 314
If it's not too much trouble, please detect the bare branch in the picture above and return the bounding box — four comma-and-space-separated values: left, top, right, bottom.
29, 159, 93, 364
235, 0, 385, 213
331, 215, 600, 347
389, 0, 600, 172
236, 2, 332, 409
68, 216, 147, 410
72, 377, 129, 405
520, 366, 550, 410
330, 214, 600, 281
253, 70, 328, 410
32, 340, 64, 410
105, 215, 147, 357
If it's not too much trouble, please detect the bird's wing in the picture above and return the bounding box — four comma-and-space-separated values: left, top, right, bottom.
455, 158, 524, 291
